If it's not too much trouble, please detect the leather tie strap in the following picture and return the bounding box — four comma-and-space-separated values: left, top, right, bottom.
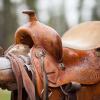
10, 53, 36, 100
6, 54, 23, 100
39, 52, 48, 100
31, 47, 49, 100
8, 53, 36, 100
30, 65, 41, 100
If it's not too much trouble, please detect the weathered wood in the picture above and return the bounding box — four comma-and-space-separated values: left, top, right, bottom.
0, 56, 29, 90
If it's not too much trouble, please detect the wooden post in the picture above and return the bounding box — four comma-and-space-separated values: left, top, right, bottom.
0, 56, 29, 90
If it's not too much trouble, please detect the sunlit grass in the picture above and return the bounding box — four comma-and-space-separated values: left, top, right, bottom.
0, 89, 11, 100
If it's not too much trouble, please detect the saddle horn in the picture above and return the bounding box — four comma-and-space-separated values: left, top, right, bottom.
22, 10, 37, 22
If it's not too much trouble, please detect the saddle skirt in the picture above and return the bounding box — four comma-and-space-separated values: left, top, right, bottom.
62, 21, 100, 50
31, 47, 100, 89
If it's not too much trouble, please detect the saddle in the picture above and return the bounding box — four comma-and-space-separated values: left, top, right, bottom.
2, 10, 100, 100
15, 10, 100, 86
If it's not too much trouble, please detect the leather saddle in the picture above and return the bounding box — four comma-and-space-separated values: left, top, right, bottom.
14, 10, 100, 97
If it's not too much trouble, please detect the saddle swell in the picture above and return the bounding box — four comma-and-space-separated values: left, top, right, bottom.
15, 10, 63, 63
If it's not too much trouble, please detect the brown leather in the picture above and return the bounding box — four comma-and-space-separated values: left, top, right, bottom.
10, 53, 36, 100
15, 10, 63, 63
62, 21, 100, 50
30, 47, 100, 90
7, 54, 23, 100
27, 47, 100, 100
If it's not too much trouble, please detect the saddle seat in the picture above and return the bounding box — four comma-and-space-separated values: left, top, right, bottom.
62, 21, 100, 50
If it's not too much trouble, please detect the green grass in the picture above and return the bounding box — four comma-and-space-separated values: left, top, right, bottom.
0, 89, 11, 100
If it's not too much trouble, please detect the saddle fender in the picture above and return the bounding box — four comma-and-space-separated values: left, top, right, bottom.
31, 47, 100, 88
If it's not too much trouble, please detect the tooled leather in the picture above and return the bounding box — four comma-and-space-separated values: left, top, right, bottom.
6, 46, 100, 100
30, 47, 100, 88
57, 49, 100, 86
30, 47, 59, 86
6, 54, 22, 100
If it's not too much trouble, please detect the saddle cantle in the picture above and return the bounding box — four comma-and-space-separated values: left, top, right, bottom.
62, 21, 100, 50
15, 10, 63, 63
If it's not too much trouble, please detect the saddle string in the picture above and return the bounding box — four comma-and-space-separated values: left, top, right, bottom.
9, 53, 36, 100
31, 48, 49, 100
30, 64, 41, 100
39, 52, 48, 100
6, 54, 23, 100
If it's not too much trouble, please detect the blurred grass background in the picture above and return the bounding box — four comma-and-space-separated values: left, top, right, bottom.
0, 89, 11, 100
